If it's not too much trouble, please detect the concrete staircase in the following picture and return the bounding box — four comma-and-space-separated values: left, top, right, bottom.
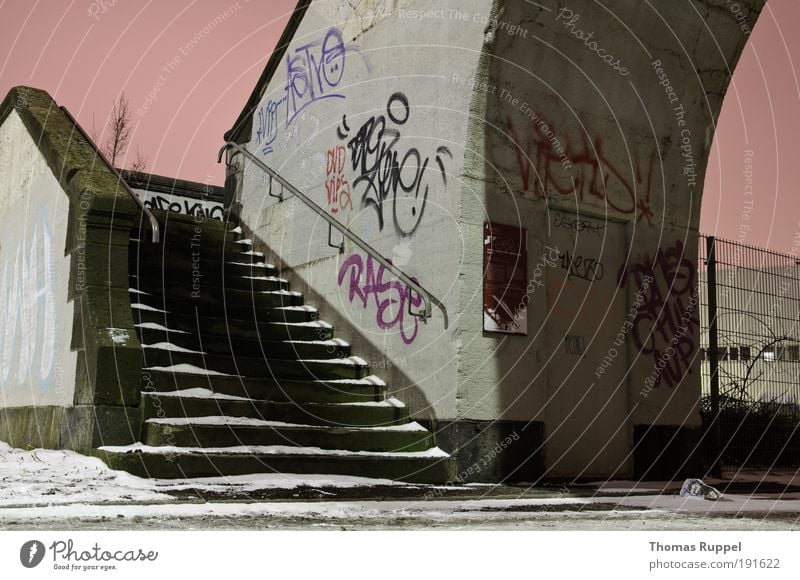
96, 210, 454, 483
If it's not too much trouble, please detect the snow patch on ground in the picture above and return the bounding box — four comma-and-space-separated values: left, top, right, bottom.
0, 441, 411, 509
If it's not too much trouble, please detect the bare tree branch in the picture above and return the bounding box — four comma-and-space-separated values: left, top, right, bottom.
130, 146, 148, 173
103, 94, 132, 168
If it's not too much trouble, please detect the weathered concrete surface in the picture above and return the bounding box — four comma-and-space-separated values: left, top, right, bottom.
0, 87, 144, 451
229, 0, 764, 480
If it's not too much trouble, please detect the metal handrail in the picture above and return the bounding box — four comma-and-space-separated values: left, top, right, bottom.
218, 141, 448, 327
59, 106, 160, 243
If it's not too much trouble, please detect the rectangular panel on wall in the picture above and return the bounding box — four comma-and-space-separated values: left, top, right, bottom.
483, 222, 528, 335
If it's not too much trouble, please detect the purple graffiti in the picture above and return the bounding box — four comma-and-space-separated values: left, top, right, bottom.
255, 27, 347, 156
337, 253, 422, 345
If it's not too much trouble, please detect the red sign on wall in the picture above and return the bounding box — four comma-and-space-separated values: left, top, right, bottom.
483, 222, 528, 335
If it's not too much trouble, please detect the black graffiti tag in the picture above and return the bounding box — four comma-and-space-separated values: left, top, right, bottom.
338, 92, 451, 236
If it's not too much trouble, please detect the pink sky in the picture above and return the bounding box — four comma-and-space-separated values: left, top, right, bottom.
0, 0, 797, 252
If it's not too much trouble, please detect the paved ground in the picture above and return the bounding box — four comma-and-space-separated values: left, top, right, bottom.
2, 443, 798, 530
2, 482, 799, 530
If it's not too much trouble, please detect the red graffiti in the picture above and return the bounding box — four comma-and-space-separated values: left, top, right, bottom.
506, 116, 655, 224
618, 240, 699, 388
325, 145, 352, 214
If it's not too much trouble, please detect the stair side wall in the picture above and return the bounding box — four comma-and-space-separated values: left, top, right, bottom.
0, 87, 143, 452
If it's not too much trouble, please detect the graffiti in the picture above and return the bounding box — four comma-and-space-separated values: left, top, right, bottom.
337, 252, 423, 345
552, 213, 606, 237
324, 145, 353, 214
506, 116, 655, 224
559, 250, 604, 282
565, 334, 587, 356
0, 205, 56, 390
287, 27, 346, 124
255, 27, 347, 156
143, 195, 224, 220
618, 240, 698, 388
338, 92, 452, 236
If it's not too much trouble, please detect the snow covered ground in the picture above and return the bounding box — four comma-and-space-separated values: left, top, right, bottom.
1, 441, 799, 530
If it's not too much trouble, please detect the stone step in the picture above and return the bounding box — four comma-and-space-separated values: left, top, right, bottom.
140, 390, 409, 426
137, 326, 350, 360
133, 311, 332, 341
142, 417, 434, 452
141, 369, 387, 404
135, 209, 238, 243
95, 446, 456, 483
130, 249, 274, 282
132, 270, 288, 294
129, 290, 306, 320
142, 348, 370, 380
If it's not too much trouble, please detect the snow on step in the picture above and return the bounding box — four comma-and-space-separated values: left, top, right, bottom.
234, 239, 253, 245
241, 275, 287, 283
299, 356, 368, 367
131, 303, 168, 313
99, 442, 450, 458
323, 375, 387, 387
343, 397, 405, 408
145, 416, 427, 432
260, 290, 301, 297
145, 388, 250, 401
146, 416, 309, 428
242, 250, 264, 257
227, 261, 274, 269
142, 342, 204, 354
128, 288, 150, 296
276, 305, 317, 312
288, 338, 349, 347
135, 322, 189, 334
143, 364, 236, 377
231, 226, 242, 234
275, 320, 332, 329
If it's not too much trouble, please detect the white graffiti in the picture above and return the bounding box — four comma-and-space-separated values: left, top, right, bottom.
0, 205, 57, 390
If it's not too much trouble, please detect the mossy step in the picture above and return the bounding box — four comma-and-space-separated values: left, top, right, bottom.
141, 370, 387, 403
95, 446, 457, 483
141, 349, 370, 380
137, 326, 350, 360
131, 278, 296, 312
140, 391, 408, 426
133, 311, 331, 340
130, 289, 305, 319
130, 249, 271, 280
132, 271, 287, 294
142, 419, 434, 451
136, 209, 236, 238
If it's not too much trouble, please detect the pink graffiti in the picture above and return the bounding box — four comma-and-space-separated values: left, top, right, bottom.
506, 116, 655, 224
325, 145, 353, 214
337, 253, 422, 344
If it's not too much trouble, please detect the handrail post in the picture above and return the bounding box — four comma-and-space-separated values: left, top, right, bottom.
217, 141, 447, 328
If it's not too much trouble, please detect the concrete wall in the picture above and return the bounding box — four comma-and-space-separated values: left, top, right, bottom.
0, 110, 77, 407
458, 0, 763, 478
236, 0, 488, 423
232, 0, 764, 480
